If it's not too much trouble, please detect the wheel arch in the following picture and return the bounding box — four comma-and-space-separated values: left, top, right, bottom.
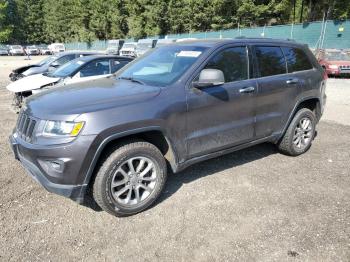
82, 127, 179, 187
277, 96, 321, 142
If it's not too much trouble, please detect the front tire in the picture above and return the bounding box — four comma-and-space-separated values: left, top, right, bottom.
92, 140, 167, 217
277, 108, 316, 156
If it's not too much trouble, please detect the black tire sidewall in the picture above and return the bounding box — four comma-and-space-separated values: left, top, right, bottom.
99, 145, 166, 216
288, 109, 316, 155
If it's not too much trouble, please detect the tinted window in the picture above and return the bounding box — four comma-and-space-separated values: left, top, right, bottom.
204, 46, 248, 82
80, 59, 110, 77
111, 59, 129, 73
255, 46, 286, 77
55, 54, 76, 66
282, 47, 313, 72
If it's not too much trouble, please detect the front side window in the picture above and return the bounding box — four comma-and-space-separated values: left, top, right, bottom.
79, 59, 110, 77
255, 46, 286, 77
204, 46, 248, 82
282, 47, 313, 72
117, 45, 208, 86
111, 59, 129, 73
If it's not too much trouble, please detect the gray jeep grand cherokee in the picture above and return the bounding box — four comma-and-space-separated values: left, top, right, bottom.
10, 39, 327, 216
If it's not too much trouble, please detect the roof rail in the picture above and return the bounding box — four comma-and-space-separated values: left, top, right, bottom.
235, 36, 296, 42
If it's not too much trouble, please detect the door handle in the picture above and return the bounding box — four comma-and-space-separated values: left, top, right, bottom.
239, 86, 255, 93
286, 78, 299, 84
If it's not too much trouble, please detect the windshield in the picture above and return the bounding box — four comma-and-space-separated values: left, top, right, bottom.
123, 44, 135, 49
47, 59, 84, 78
28, 46, 36, 49
12, 45, 21, 49
325, 52, 350, 61
38, 56, 57, 66
117, 45, 208, 86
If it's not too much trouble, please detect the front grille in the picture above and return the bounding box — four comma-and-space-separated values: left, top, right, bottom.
339, 65, 350, 73
16, 111, 37, 143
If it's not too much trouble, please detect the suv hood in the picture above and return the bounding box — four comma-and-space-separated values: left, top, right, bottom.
26, 77, 161, 118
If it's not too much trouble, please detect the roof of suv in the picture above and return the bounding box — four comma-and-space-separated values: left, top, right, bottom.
171, 38, 304, 48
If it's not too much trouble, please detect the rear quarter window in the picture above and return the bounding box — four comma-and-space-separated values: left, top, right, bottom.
282, 47, 313, 72
255, 46, 286, 77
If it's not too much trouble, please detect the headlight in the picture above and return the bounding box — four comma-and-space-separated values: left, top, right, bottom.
328, 65, 338, 69
42, 120, 84, 137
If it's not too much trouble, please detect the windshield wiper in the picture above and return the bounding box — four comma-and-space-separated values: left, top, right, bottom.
118, 76, 145, 85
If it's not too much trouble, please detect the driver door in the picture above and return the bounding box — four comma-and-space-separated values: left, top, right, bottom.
186, 46, 257, 158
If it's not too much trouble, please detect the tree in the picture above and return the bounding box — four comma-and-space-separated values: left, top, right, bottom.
0, 0, 13, 43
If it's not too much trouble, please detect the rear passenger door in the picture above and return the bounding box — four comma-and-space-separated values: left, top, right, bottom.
253, 45, 300, 138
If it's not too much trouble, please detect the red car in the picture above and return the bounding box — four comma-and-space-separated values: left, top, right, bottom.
317, 50, 350, 76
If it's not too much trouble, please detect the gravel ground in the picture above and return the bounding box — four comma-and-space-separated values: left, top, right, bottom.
0, 56, 349, 261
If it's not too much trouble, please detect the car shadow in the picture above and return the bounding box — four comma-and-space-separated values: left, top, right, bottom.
83, 143, 278, 213
156, 142, 278, 205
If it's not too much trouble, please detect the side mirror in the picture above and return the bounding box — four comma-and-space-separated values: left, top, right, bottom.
193, 69, 225, 88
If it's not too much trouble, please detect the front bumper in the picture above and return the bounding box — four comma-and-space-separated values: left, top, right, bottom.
9, 133, 96, 204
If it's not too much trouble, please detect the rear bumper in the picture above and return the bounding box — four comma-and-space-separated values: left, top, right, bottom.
9, 134, 95, 204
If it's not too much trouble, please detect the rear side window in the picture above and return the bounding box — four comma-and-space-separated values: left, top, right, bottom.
204, 46, 248, 82
255, 46, 286, 77
282, 47, 313, 72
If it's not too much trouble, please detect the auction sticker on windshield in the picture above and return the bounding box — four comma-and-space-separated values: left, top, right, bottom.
177, 51, 202, 57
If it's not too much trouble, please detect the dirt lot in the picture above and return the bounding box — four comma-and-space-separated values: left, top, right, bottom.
0, 56, 349, 261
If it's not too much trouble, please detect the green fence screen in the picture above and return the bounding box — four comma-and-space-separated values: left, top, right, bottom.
65, 20, 350, 51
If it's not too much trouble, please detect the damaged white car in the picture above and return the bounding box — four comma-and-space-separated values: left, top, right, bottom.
6, 55, 133, 110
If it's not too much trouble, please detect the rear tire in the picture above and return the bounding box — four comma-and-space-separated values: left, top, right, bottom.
277, 108, 316, 156
93, 140, 167, 217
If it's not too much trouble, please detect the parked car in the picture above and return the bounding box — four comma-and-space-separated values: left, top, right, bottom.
119, 42, 137, 57
10, 39, 326, 217
8, 51, 100, 107
9, 51, 99, 82
25, 45, 40, 55
135, 39, 157, 57
0, 45, 8, 55
49, 43, 65, 54
7, 55, 133, 108
156, 38, 176, 47
317, 49, 350, 76
38, 44, 52, 55
106, 39, 125, 55
8, 45, 24, 56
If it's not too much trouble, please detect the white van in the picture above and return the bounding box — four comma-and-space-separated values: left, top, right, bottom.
49, 43, 65, 54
